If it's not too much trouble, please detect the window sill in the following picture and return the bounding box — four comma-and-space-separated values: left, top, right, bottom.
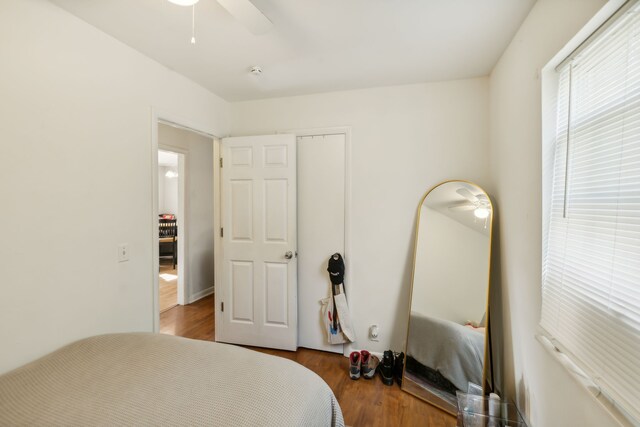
535, 333, 636, 427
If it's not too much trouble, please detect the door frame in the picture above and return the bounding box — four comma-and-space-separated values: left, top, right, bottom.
280, 126, 353, 357
150, 108, 222, 333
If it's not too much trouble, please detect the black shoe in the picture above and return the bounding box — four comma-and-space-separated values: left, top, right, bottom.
393, 352, 404, 386
379, 350, 394, 386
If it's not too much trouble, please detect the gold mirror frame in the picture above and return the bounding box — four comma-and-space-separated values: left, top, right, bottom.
401, 179, 494, 415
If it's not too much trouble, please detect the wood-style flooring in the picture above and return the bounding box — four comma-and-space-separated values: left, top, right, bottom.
160, 294, 214, 340
159, 261, 177, 313
160, 295, 456, 427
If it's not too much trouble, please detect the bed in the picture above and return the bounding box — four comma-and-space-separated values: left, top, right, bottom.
0, 333, 344, 427
406, 311, 484, 392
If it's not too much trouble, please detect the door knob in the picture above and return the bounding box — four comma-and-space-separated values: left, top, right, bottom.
284, 251, 293, 259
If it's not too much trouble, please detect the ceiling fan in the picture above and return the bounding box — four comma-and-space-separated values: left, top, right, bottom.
448, 187, 491, 219
168, 0, 273, 35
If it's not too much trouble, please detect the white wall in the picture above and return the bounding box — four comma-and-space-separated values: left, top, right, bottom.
231, 78, 490, 354
413, 208, 489, 325
158, 165, 178, 215
0, 0, 229, 374
488, 0, 620, 426
164, 168, 178, 215
158, 166, 166, 214
159, 124, 215, 298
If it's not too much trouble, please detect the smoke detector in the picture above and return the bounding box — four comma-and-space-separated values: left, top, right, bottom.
250, 66, 263, 76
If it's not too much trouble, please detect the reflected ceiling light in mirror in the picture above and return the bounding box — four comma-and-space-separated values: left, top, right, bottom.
474, 206, 490, 219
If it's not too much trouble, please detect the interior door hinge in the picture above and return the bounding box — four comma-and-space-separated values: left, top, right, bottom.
220, 227, 224, 237
220, 157, 223, 168
221, 302, 224, 312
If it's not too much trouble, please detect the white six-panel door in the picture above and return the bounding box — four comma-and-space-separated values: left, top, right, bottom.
218, 134, 297, 350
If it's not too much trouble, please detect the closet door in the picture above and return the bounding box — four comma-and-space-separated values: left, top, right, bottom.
297, 134, 346, 354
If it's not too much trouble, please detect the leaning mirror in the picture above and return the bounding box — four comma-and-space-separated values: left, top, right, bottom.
402, 180, 493, 415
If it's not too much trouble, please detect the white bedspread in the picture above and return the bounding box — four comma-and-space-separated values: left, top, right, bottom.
0, 333, 344, 427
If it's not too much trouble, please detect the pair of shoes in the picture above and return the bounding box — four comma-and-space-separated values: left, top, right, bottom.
349, 350, 380, 380
379, 350, 405, 386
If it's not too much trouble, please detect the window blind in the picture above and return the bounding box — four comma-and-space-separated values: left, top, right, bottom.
541, 1, 640, 422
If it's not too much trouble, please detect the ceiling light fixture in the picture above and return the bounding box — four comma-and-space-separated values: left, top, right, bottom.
167, 0, 199, 6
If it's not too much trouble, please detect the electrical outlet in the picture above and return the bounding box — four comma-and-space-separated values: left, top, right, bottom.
117, 243, 130, 262
369, 324, 380, 341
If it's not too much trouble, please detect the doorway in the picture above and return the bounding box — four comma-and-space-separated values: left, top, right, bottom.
152, 116, 219, 336
157, 149, 184, 312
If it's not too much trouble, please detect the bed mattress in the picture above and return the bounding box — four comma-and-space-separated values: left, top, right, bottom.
0, 333, 344, 427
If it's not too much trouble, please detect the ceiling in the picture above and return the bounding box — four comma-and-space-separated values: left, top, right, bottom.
49, 0, 536, 102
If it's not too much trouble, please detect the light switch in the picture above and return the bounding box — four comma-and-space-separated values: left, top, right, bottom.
118, 243, 130, 262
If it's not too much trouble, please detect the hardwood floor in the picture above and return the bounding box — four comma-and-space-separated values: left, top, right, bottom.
159, 261, 177, 312
160, 294, 215, 340
160, 295, 456, 427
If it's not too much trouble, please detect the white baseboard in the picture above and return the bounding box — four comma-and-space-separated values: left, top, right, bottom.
189, 286, 214, 304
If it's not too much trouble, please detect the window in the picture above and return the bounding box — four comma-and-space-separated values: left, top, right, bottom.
542, 1, 640, 422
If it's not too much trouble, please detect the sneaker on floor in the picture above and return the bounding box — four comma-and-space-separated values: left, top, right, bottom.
349, 351, 361, 380
393, 351, 404, 386
379, 350, 394, 386
361, 351, 379, 379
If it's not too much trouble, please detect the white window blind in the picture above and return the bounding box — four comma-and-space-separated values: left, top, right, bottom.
542, 1, 640, 422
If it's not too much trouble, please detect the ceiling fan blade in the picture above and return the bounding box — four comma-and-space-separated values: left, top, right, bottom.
456, 187, 479, 204
448, 204, 476, 212
216, 0, 273, 35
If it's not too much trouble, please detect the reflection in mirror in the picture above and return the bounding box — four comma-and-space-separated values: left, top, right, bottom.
402, 181, 493, 415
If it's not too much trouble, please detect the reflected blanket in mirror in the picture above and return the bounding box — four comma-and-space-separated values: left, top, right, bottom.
407, 312, 484, 391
